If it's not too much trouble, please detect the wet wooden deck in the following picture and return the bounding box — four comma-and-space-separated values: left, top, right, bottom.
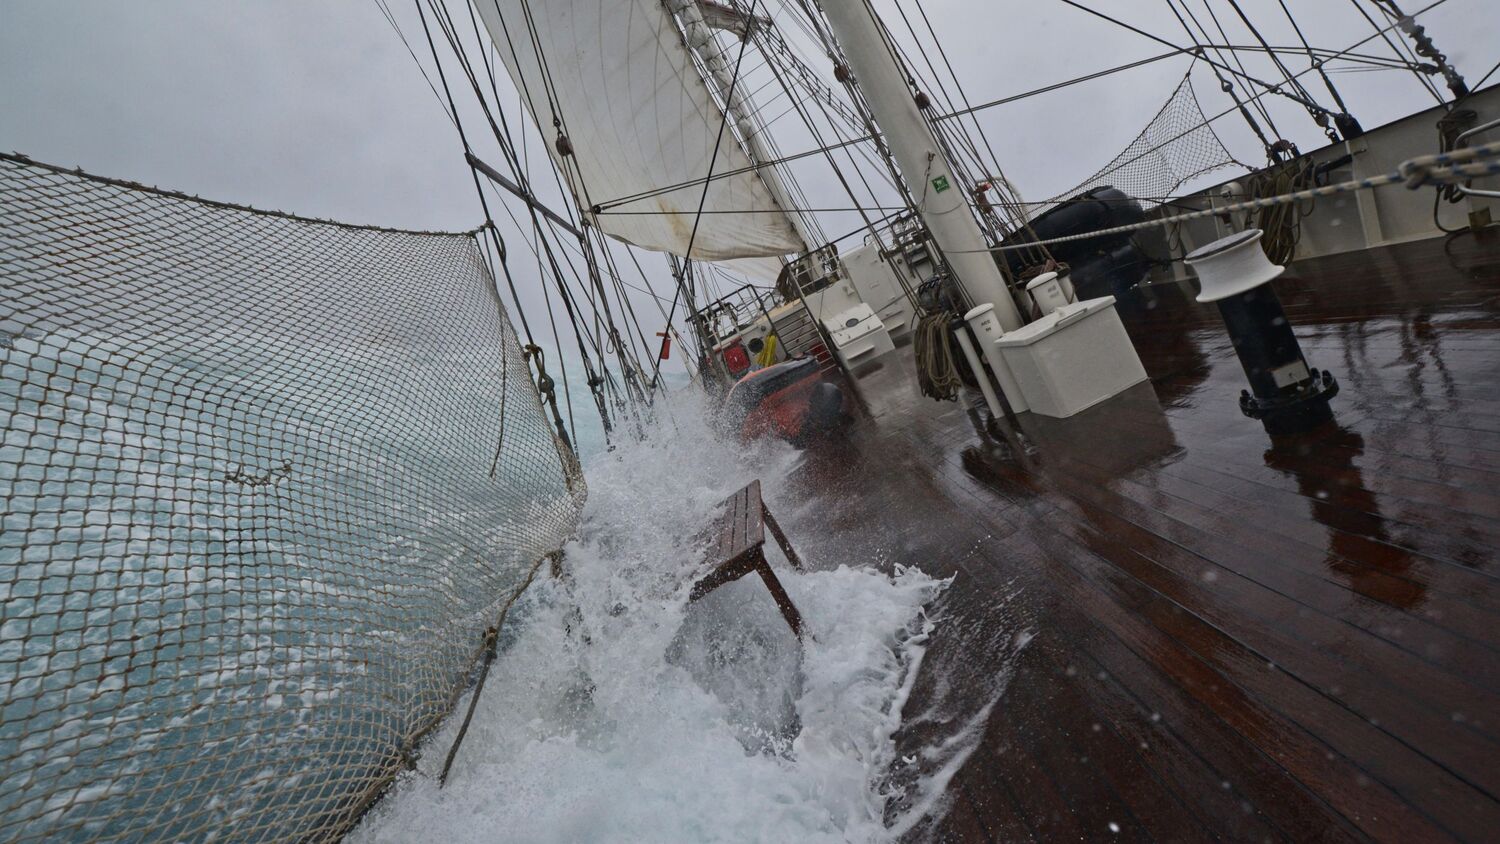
782, 231, 1500, 842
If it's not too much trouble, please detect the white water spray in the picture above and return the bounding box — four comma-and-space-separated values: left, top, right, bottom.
354, 390, 951, 842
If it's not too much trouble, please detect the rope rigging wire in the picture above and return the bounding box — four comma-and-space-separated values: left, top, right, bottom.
584, 0, 1458, 220
960, 137, 1500, 253
1275, 0, 1358, 126
1222, 0, 1336, 141
1193, 43, 1440, 71
1376, 0, 1472, 99
586, 45, 1292, 216
792, 0, 1016, 393
445, 4, 615, 391
1056, 0, 1333, 120
884, 0, 1057, 269
738, 1, 933, 342
663, 0, 825, 250
406, 0, 594, 454
396, 0, 592, 449
417, 0, 684, 443
441, 0, 654, 413
1014, 0, 1461, 224
1163, 0, 1281, 157
649, 0, 765, 389
1347, 0, 1447, 103
428, 0, 636, 424
748, 4, 909, 266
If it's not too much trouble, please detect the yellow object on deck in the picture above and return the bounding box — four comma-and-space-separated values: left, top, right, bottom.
756, 333, 779, 368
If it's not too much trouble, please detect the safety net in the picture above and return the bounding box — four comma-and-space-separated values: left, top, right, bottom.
1038, 72, 1246, 212
0, 153, 585, 841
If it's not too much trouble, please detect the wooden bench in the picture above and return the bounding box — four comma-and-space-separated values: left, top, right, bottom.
688, 480, 805, 638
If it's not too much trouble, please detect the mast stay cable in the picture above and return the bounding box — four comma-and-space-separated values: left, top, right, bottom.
1347, 0, 1446, 103
649, 0, 765, 390
1054, 0, 1333, 118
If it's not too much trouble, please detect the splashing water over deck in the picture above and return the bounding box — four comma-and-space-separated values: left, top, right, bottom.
353, 393, 951, 843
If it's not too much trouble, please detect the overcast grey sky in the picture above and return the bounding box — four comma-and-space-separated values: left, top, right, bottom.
3, 0, 1495, 431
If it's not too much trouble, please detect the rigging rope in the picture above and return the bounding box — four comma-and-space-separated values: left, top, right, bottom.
438, 550, 555, 786
1056, 0, 1330, 118
412, 0, 596, 447
421, 0, 679, 442
1432, 107, 1480, 232
1163, 0, 1278, 158
748, 5, 912, 287
586, 0, 1450, 215
968, 138, 1500, 253
1223, 0, 1333, 140
1275, 0, 1357, 124
1369, 0, 1466, 100
433, 0, 643, 405
1347, 0, 1446, 103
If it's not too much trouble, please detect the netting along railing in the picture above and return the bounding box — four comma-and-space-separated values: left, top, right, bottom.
1036, 72, 1246, 213
0, 153, 586, 842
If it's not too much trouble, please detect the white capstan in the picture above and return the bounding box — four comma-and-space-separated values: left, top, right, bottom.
1185, 228, 1286, 303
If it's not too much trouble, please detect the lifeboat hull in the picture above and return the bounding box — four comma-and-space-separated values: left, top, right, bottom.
724, 358, 846, 444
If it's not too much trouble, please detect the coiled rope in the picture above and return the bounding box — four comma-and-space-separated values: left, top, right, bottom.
1247, 158, 1316, 265
914, 311, 964, 402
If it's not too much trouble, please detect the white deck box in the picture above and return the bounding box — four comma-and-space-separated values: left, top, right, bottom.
992, 296, 1148, 418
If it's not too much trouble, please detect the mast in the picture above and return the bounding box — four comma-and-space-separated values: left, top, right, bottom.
817, 0, 1023, 330
666, 0, 815, 254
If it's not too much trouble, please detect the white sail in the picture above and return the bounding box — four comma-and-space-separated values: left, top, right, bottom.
476, 0, 805, 267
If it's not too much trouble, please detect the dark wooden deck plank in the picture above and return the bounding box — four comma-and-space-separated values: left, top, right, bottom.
963, 445, 1500, 833
1022, 622, 1224, 841
1038, 422, 1500, 638
1018, 464, 1500, 802
1059, 605, 1330, 843
1101, 389, 1500, 524
974, 693, 1098, 842
782, 232, 1500, 841
1019, 523, 1472, 842
1032, 449, 1500, 703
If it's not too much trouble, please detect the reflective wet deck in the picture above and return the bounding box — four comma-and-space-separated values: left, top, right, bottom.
782, 232, 1500, 842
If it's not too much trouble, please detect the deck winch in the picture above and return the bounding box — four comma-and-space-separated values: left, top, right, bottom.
1186, 229, 1338, 436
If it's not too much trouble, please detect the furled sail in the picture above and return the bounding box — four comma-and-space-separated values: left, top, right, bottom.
476, 0, 805, 265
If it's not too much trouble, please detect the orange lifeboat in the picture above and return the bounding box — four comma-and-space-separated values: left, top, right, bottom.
723, 357, 846, 444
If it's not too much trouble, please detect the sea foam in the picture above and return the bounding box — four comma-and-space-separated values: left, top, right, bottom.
353, 389, 950, 843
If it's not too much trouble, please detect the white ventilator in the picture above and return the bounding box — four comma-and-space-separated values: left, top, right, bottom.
1025, 272, 1069, 316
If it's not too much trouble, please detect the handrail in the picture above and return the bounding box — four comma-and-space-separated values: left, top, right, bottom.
1455, 117, 1500, 199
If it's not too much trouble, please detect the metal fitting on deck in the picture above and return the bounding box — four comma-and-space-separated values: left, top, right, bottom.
1186, 229, 1338, 437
